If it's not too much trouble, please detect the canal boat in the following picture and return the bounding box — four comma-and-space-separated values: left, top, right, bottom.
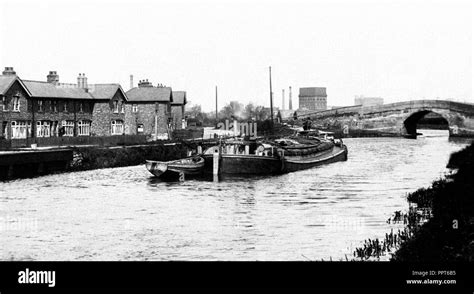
201, 139, 282, 175
145, 156, 205, 178
201, 135, 348, 175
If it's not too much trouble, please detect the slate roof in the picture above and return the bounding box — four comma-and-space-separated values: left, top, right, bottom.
126, 87, 173, 102
0, 75, 32, 96
299, 87, 327, 97
89, 84, 127, 100
23, 80, 94, 99
171, 91, 186, 105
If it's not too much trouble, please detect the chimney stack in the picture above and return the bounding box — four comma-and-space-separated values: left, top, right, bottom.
138, 79, 153, 88
130, 75, 134, 89
47, 71, 59, 84
77, 73, 88, 89
2, 67, 16, 76
77, 73, 83, 88
83, 73, 88, 89
282, 89, 285, 110
289, 86, 293, 110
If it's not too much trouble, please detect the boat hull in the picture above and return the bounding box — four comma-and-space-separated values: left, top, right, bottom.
202, 145, 348, 175
146, 157, 204, 178
202, 154, 283, 175
282, 145, 348, 172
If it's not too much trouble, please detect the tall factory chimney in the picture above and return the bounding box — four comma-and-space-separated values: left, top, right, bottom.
282, 89, 285, 110
289, 86, 293, 110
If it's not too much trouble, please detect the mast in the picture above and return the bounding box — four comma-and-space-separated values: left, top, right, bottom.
269, 66, 274, 125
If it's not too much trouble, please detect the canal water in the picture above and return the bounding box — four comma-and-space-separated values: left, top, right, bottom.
0, 130, 470, 261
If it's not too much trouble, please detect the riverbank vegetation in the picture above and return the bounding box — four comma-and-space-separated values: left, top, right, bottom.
353, 142, 474, 261
392, 142, 474, 261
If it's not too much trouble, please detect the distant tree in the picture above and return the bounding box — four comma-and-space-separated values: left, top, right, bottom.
220, 101, 243, 119
254, 106, 268, 121
185, 104, 202, 119
243, 103, 256, 120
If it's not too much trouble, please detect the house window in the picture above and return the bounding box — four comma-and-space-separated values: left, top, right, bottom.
38, 100, 43, 112
79, 102, 84, 113
113, 101, 119, 113
63, 101, 68, 112
120, 102, 124, 113
12, 96, 20, 112
137, 124, 144, 133
27, 121, 32, 137
36, 121, 51, 137
52, 100, 58, 112
62, 120, 74, 136
132, 104, 138, 113
50, 121, 59, 137
2, 121, 8, 138
77, 120, 91, 136
1, 96, 7, 111
11, 121, 28, 139
111, 120, 124, 135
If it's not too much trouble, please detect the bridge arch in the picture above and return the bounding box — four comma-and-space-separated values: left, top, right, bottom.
402, 110, 450, 138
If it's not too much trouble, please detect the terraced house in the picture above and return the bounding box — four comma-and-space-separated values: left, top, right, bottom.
171, 91, 187, 130
125, 79, 173, 139
0, 68, 33, 140
0, 67, 128, 142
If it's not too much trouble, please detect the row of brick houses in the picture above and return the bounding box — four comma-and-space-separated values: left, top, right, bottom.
0, 67, 187, 142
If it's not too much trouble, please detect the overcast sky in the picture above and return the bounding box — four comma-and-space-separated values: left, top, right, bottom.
1, 0, 472, 111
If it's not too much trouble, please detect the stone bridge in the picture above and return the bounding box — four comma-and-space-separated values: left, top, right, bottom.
287, 100, 474, 138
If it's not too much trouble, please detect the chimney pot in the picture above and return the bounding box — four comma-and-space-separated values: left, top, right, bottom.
2, 67, 16, 76
47, 70, 59, 84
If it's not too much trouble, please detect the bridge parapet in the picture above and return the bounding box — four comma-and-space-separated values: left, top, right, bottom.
288, 100, 474, 138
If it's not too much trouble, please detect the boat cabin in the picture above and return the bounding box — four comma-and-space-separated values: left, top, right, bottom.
203, 139, 278, 157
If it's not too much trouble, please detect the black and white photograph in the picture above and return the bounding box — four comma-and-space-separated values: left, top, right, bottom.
0, 0, 473, 290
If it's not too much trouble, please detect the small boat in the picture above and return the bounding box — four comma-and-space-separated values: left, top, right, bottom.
145, 156, 205, 178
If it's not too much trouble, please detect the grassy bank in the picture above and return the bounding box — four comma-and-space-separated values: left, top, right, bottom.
392, 142, 474, 261
69, 144, 190, 171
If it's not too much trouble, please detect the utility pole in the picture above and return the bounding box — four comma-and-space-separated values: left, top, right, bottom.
269, 66, 274, 126
215, 86, 218, 124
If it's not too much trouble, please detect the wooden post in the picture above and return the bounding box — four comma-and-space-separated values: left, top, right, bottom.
215, 86, 218, 124
154, 115, 158, 140
213, 149, 219, 178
